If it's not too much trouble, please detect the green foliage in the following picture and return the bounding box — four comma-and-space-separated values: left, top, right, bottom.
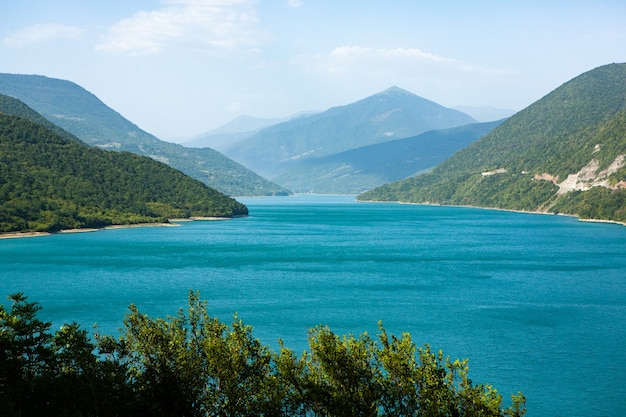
0, 75, 290, 196
359, 63, 626, 223
0, 113, 247, 233
1, 292, 526, 417
117, 293, 277, 417
0, 94, 82, 143
551, 187, 626, 221
0, 294, 131, 416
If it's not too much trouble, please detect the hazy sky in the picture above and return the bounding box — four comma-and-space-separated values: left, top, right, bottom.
1, 1, 625, 140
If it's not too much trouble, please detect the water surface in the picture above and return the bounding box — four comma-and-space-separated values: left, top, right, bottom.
1, 195, 625, 416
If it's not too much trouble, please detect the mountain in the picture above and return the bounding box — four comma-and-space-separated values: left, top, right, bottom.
183, 115, 294, 150
223, 86, 476, 179
183, 115, 287, 150
0, 94, 248, 233
358, 63, 626, 223
0, 74, 289, 196
273, 121, 502, 194
183, 112, 319, 151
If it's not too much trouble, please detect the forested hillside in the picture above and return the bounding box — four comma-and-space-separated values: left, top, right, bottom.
0, 93, 81, 144
0, 74, 289, 196
274, 121, 502, 194
359, 63, 626, 223
0, 104, 247, 233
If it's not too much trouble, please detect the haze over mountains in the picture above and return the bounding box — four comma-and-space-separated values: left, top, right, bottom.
359, 63, 626, 224
0, 75, 496, 196
1, 63, 624, 225
274, 121, 502, 194
0, 74, 289, 197
182, 114, 309, 150
221, 86, 477, 179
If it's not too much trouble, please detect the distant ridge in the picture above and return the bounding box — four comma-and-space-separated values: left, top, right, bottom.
0, 73, 290, 196
359, 63, 626, 224
274, 120, 502, 194
183, 113, 316, 150
223, 86, 476, 180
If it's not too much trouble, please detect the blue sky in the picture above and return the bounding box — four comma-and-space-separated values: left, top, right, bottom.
1, 1, 625, 140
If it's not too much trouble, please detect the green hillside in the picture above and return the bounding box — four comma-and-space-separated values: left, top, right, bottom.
274, 121, 501, 194
0, 74, 289, 196
0, 103, 248, 233
358, 63, 626, 223
225, 86, 476, 179
0, 93, 81, 144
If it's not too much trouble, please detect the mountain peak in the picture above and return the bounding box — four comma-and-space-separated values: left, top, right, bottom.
378, 86, 413, 96
358, 63, 626, 223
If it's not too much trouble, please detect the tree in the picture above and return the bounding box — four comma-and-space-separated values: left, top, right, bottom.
0, 292, 525, 416
116, 291, 277, 417
0, 293, 54, 415
275, 322, 526, 417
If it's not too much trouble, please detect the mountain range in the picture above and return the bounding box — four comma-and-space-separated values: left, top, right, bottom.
274, 121, 502, 194
358, 63, 626, 223
221, 86, 477, 180
0, 74, 289, 197
0, 94, 247, 233
0, 75, 492, 196
182, 113, 310, 150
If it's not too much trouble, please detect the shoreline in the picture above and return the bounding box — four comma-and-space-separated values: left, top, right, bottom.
0, 217, 236, 239
361, 199, 626, 227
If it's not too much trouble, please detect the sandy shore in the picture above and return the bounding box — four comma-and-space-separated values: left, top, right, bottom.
0, 231, 52, 239
0, 217, 239, 239
578, 217, 626, 226
58, 228, 100, 233
104, 222, 177, 230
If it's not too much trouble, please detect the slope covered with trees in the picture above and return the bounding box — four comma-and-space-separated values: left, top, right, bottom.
0, 104, 247, 233
358, 63, 626, 223
274, 121, 501, 194
0, 74, 289, 196
0, 292, 526, 417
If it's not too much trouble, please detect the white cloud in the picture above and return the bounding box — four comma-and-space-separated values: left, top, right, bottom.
96, 0, 267, 55
329, 46, 456, 64
287, 0, 303, 8
292, 46, 510, 77
3, 23, 84, 47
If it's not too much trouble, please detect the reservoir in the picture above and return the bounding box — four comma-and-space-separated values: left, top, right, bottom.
1, 195, 625, 416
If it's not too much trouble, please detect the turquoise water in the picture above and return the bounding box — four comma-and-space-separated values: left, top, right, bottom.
1, 195, 625, 416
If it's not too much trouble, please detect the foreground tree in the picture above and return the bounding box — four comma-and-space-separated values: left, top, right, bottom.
0, 292, 525, 416
275, 324, 525, 417
111, 292, 279, 417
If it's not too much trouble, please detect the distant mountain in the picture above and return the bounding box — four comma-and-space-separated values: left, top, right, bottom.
183, 115, 290, 150
0, 95, 247, 233
358, 63, 626, 223
223, 86, 476, 179
0, 74, 289, 196
274, 121, 502, 194
206, 114, 292, 135
184, 112, 318, 151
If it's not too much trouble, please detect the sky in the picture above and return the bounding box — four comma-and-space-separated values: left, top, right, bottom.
1, 1, 625, 141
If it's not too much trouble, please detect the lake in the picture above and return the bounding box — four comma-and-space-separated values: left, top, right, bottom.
1, 195, 625, 416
